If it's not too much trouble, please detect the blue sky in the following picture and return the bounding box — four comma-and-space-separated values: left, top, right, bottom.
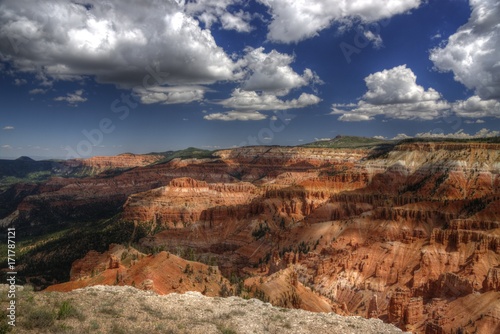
0, 0, 499, 159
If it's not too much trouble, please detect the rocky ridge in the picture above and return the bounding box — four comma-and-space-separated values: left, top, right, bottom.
0, 284, 407, 333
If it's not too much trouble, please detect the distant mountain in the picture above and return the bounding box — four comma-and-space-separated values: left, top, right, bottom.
301, 135, 394, 149
15, 156, 35, 162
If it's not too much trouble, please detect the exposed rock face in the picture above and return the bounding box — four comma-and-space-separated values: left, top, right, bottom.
484, 268, 500, 291
65, 153, 164, 174
367, 295, 379, 318
122, 177, 258, 225
4, 141, 500, 334
389, 288, 410, 325
47, 244, 230, 297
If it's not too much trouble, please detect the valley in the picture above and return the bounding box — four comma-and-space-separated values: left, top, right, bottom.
1, 137, 499, 333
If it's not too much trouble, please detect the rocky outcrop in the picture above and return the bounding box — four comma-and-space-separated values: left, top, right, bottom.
122, 177, 258, 225
483, 268, 500, 291
65, 153, 164, 174
430, 228, 500, 252
47, 244, 231, 297
388, 288, 411, 325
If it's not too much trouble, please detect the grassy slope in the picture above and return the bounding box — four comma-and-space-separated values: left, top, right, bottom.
300, 135, 394, 149
150, 147, 215, 164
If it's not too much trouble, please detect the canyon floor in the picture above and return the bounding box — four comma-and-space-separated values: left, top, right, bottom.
1, 136, 500, 333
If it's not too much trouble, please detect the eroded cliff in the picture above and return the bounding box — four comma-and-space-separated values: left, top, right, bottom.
3, 141, 500, 334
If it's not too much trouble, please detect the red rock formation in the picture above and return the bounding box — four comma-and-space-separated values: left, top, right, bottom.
122, 177, 258, 225
66, 153, 164, 174
404, 297, 424, 329
7, 142, 499, 334
47, 244, 230, 297
484, 268, 500, 291
388, 288, 410, 324
367, 295, 379, 318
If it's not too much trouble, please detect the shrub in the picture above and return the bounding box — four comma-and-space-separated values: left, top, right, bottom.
0, 310, 12, 333
252, 222, 270, 240
23, 307, 55, 330
57, 300, 85, 320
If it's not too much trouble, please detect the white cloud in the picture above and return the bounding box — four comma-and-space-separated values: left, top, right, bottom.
258, 0, 421, 43
361, 65, 441, 105
452, 95, 500, 118
331, 65, 450, 121
392, 133, 412, 140
133, 86, 205, 104
238, 47, 322, 96
54, 89, 87, 105
430, 0, 500, 100
14, 78, 27, 85
219, 10, 253, 32
29, 88, 47, 94
373, 135, 386, 140
220, 89, 321, 111
184, 0, 254, 32
203, 110, 267, 121
337, 113, 374, 122
2, 126, 14, 130
391, 129, 500, 140
415, 128, 500, 139
332, 103, 356, 108
314, 138, 331, 141
364, 30, 383, 49
1, 144, 12, 149
464, 119, 485, 124
0, 0, 238, 89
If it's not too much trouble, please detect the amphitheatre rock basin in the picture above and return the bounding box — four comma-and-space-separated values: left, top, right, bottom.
2, 141, 500, 333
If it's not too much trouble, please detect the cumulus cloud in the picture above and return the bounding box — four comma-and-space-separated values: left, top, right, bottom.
29, 88, 47, 94
203, 110, 267, 121
363, 30, 383, 49
391, 129, 500, 140
54, 89, 87, 105
331, 65, 450, 121
337, 114, 374, 122
14, 78, 27, 85
361, 65, 441, 105
184, 0, 254, 32
205, 86, 321, 121
452, 95, 500, 118
430, 0, 500, 101
220, 89, 321, 111
0, 0, 238, 89
258, 0, 421, 43
238, 47, 322, 96
464, 119, 485, 124
2, 126, 14, 130
415, 128, 500, 139
392, 133, 412, 140
133, 86, 206, 104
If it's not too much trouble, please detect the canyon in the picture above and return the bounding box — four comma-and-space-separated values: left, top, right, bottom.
1, 137, 499, 333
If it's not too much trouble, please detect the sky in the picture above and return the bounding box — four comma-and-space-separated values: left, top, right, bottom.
0, 0, 499, 160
